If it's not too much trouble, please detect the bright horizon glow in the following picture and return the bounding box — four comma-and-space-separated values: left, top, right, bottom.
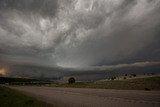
0, 68, 6, 76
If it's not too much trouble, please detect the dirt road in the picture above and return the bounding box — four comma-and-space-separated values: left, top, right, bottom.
10, 86, 160, 107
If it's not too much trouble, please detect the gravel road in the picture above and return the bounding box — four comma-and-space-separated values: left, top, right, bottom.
10, 86, 160, 107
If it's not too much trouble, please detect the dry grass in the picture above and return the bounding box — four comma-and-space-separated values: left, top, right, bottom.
50, 76, 160, 90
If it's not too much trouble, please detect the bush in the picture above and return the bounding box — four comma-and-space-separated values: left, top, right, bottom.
111, 77, 116, 80
145, 88, 150, 91
68, 77, 76, 84
131, 74, 136, 77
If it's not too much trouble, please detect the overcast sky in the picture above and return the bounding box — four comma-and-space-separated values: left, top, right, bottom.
0, 0, 160, 78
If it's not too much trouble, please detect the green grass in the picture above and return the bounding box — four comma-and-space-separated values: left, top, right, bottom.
50, 76, 160, 90
0, 86, 53, 107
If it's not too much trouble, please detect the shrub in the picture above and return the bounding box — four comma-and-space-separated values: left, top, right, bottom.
131, 74, 136, 77
111, 77, 116, 80
133, 74, 136, 77
145, 88, 150, 91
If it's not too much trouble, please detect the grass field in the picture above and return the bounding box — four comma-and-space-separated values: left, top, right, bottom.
50, 76, 160, 90
0, 86, 53, 107
0, 76, 159, 107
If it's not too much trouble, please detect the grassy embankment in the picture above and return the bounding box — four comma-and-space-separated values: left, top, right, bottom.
0, 86, 53, 107
50, 76, 160, 90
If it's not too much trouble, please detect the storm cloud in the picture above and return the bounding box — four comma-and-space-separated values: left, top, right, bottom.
0, 0, 160, 78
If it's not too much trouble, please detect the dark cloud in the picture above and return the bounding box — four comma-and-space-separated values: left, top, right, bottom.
0, 0, 58, 17
4, 61, 160, 80
0, 0, 160, 79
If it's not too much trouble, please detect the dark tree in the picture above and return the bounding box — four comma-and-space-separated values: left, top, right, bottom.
68, 77, 75, 84
111, 77, 114, 80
